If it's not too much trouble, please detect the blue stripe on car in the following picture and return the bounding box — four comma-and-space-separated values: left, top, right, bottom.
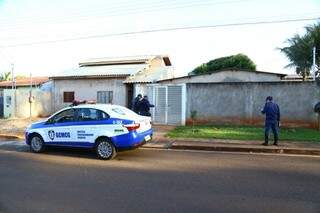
44, 142, 93, 148
39, 129, 153, 149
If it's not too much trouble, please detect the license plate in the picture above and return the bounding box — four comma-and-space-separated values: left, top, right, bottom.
144, 135, 151, 141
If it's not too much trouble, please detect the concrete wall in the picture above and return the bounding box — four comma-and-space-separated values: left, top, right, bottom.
187, 81, 320, 128
3, 88, 52, 118
52, 78, 127, 111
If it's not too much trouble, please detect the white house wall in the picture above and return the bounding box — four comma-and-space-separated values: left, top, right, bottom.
52, 78, 127, 111
3, 88, 52, 118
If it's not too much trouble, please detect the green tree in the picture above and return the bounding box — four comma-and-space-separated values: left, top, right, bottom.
279, 22, 320, 80
190, 54, 256, 75
0, 71, 11, 81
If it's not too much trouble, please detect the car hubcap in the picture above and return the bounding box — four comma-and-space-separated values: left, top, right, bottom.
98, 141, 112, 158
31, 137, 42, 151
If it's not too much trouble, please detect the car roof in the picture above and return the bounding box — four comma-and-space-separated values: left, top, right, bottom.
71, 104, 121, 111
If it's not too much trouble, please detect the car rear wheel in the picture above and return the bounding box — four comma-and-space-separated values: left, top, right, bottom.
96, 139, 116, 160
30, 135, 45, 153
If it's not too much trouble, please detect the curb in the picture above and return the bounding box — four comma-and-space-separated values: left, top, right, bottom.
147, 137, 320, 156
169, 144, 320, 156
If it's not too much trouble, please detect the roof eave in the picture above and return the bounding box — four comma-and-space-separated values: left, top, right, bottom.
79, 60, 148, 67
123, 81, 154, 84
50, 74, 129, 80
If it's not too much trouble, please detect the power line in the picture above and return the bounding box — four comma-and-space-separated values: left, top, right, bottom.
0, 0, 254, 23
2, 11, 320, 39
1, 16, 319, 48
0, 0, 256, 29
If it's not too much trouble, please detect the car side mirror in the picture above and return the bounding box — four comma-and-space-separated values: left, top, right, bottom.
45, 118, 55, 125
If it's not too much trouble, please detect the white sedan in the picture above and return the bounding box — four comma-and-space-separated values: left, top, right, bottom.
25, 104, 153, 160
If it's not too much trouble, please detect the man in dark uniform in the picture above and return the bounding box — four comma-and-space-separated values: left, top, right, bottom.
261, 96, 280, 146
132, 94, 142, 114
139, 95, 154, 116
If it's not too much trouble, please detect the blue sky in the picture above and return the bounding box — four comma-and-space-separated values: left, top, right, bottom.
0, 0, 319, 77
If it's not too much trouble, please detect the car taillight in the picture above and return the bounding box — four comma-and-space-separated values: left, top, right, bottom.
123, 123, 140, 131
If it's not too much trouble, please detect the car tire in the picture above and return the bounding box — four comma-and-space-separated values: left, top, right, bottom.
96, 139, 116, 160
30, 135, 45, 153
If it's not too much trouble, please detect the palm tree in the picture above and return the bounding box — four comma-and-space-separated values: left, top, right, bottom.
279, 34, 313, 80
279, 22, 320, 80
306, 23, 320, 68
0, 71, 11, 81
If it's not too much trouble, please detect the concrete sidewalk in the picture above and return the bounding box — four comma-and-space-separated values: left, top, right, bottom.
143, 125, 320, 156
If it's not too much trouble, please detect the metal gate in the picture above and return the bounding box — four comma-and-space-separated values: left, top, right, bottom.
152, 85, 185, 125
167, 86, 183, 124
154, 86, 166, 124
0, 90, 3, 118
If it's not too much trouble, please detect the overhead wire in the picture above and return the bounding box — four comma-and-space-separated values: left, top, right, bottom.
1, 16, 319, 48
0, 0, 257, 29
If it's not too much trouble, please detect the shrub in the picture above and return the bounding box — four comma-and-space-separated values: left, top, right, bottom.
190, 54, 256, 75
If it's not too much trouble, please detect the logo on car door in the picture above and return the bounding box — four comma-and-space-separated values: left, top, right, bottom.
48, 130, 55, 140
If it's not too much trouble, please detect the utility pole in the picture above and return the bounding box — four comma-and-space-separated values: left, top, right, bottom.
312, 47, 318, 79
29, 73, 32, 120
11, 63, 16, 117
11, 63, 14, 89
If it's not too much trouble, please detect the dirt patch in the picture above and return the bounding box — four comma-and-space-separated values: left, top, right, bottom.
0, 117, 46, 138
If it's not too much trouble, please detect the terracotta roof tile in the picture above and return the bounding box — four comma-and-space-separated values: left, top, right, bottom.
0, 77, 49, 88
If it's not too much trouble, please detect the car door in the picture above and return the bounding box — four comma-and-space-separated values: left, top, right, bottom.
42, 108, 78, 145
72, 108, 110, 146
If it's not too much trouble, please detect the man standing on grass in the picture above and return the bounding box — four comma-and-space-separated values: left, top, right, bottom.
261, 96, 280, 146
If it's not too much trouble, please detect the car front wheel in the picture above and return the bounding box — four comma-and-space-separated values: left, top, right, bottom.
30, 135, 45, 153
96, 139, 116, 160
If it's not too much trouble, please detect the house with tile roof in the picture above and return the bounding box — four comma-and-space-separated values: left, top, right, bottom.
0, 76, 50, 118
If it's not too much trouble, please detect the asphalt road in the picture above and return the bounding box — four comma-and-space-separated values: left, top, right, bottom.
0, 141, 320, 213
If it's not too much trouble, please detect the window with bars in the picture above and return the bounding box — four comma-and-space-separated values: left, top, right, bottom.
63, 91, 74, 103
97, 91, 113, 104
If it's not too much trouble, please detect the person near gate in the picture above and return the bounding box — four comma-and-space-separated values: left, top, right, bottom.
261, 96, 280, 146
139, 95, 154, 116
132, 94, 142, 114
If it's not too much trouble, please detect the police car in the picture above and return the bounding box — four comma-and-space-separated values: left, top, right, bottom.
25, 103, 153, 160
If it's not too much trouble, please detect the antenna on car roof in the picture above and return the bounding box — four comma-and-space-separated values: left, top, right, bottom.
70, 100, 96, 107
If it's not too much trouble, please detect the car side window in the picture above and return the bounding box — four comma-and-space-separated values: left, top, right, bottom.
51, 109, 75, 123
76, 108, 110, 122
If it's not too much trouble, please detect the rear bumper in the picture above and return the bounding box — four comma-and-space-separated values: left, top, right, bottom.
112, 128, 153, 150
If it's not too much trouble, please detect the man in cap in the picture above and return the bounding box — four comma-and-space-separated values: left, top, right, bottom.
261, 96, 280, 146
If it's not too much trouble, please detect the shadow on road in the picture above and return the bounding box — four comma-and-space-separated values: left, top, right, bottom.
0, 140, 143, 160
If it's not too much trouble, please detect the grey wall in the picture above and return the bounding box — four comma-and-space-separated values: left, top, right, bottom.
187, 81, 320, 128
52, 78, 127, 111
160, 70, 283, 84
